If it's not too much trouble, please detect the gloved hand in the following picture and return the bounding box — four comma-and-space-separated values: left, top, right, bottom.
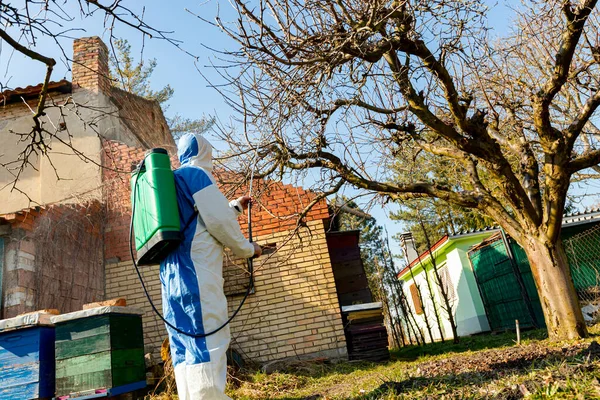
237, 196, 252, 210
252, 242, 262, 258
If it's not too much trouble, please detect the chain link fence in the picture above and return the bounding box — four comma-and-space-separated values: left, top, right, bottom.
564, 224, 600, 307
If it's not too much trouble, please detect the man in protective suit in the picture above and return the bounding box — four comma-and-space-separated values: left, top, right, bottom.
160, 132, 261, 399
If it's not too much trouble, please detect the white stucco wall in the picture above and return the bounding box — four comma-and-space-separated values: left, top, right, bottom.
404, 270, 446, 342
401, 236, 493, 342
0, 88, 143, 214
446, 248, 490, 335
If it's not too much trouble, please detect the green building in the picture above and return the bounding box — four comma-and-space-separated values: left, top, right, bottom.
398, 209, 600, 339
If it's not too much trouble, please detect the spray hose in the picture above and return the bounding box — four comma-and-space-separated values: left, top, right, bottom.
129, 156, 255, 338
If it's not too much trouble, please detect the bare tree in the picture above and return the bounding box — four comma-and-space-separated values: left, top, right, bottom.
211, 0, 600, 339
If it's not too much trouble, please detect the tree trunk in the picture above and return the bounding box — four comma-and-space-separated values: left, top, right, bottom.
525, 236, 587, 339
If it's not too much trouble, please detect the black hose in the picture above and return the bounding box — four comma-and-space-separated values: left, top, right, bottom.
130, 157, 254, 338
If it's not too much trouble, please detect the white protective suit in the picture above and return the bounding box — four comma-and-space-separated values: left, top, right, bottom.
160, 133, 255, 399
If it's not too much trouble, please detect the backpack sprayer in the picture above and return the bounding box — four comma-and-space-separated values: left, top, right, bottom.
129, 148, 258, 338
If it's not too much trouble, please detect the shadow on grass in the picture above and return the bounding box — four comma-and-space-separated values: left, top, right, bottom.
391, 329, 548, 362
233, 329, 600, 400
354, 342, 598, 400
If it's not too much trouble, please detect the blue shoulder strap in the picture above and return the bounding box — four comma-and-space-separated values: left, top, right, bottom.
174, 175, 199, 234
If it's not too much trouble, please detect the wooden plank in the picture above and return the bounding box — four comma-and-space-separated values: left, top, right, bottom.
55, 316, 110, 343
0, 328, 41, 367
56, 315, 144, 360
56, 352, 112, 396
56, 349, 145, 395
0, 380, 43, 400
347, 309, 383, 321
0, 362, 41, 399
55, 332, 111, 360
83, 299, 126, 310
331, 260, 365, 277
56, 352, 112, 378
111, 348, 146, 388
17, 309, 60, 316
336, 274, 370, 294
338, 289, 373, 306
347, 316, 385, 325
56, 370, 112, 397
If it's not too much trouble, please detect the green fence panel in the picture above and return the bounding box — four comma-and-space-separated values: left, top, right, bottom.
469, 236, 545, 331
470, 223, 600, 332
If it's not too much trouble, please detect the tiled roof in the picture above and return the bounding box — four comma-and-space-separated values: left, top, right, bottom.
562, 208, 600, 226
0, 80, 72, 106
0, 206, 45, 231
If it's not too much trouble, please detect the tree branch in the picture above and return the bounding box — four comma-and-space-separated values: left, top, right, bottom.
569, 149, 600, 173
533, 0, 598, 143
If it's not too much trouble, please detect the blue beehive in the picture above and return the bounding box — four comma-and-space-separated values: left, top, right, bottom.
0, 312, 56, 399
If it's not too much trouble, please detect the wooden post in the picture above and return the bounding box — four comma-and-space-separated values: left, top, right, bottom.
516, 319, 521, 345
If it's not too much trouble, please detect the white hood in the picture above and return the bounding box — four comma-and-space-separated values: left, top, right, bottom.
177, 132, 213, 171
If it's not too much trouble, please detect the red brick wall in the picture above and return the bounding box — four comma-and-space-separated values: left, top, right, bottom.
102, 140, 146, 262
220, 178, 330, 238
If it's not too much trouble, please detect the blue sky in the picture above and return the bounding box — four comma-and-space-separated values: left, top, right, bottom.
4, 1, 598, 257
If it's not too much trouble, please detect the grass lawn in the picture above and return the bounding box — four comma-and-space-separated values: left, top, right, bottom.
225, 325, 600, 399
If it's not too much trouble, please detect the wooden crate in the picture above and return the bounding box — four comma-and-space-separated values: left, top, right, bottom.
54, 312, 145, 397
0, 326, 55, 399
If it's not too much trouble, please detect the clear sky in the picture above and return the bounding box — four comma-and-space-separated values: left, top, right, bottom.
4, 1, 597, 258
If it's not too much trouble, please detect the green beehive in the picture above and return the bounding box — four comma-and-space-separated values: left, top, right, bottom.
131, 148, 182, 265
52, 309, 146, 397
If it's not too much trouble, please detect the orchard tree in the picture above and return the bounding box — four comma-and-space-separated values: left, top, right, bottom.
213, 0, 600, 339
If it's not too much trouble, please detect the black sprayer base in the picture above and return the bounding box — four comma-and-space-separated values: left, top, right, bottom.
136, 230, 183, 266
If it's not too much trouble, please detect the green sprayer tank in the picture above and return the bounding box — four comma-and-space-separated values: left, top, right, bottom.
131, 148, 183, 265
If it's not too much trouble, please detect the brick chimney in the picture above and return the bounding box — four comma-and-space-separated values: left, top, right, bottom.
72, 37, 110, 93
399, 232, 419, 265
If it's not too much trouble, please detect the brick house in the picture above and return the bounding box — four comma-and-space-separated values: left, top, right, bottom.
0, 36, 174, 318
0, 36, 352, 364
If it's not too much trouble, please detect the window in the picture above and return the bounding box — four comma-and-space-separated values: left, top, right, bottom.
437, 265, 457, 303
409, 283, 423, 315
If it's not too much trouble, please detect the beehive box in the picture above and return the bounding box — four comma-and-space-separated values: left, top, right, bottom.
0, 312, 56, 399
51, 307, 146, 397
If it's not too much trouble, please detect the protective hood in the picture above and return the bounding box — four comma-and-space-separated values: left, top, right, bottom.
177, 132, 213, 171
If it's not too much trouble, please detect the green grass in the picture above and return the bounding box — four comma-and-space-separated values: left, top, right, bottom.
392, 329, 548, 361
225, 327, 600, 399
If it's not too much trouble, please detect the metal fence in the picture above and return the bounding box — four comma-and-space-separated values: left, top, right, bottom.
564, 224, 600, 306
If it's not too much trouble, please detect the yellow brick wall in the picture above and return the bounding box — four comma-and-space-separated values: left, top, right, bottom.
227, 219, 347, 362
104, 219, 347, 363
